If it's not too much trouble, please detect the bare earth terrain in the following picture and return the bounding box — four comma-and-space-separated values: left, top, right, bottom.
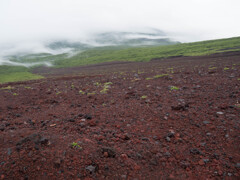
0, 52, 240, 179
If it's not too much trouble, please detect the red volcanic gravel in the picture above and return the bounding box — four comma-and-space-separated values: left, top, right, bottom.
0, 52, 240, 179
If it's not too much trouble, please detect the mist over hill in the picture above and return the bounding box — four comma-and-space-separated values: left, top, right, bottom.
0, 29, 179, 67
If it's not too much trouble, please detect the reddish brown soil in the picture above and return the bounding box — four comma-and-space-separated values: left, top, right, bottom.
0, 52, 240, 179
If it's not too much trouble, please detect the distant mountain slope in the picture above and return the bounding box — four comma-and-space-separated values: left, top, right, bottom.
5, 30, 179, 66
1, 36, 240, 84
54, 36, 240, 68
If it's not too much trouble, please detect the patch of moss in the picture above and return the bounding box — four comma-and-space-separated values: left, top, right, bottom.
100, 82, 113, 94
0, 72, 44, 84
170, 86, 179, 90
0, 86, 15, 90
154, 74, 169, 78
209, 67, 217, 70
56, 91, 61, 95
94, 82, 101, 86
71, 142, 82, 149
146, 74, 169, 80
79, 90, 85, 94
87, 92, 96, 95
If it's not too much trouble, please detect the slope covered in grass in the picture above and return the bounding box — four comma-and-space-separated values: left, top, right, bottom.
0, 66, 44, 84
0, 36, 239, 83
54, 36, 240, 67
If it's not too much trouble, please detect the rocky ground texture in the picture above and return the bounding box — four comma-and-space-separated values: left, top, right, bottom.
0, 51, 240, 179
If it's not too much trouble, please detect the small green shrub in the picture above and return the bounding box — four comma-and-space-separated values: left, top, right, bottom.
170, 86, 179, 90
71, 142, 82, 149
0, 86, 14, 90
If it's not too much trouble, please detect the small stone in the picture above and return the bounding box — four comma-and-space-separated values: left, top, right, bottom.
141, 137, 149, 141
79, 122, 85, 127
167, 130, 175, 138
121, 175, 127, 179
164, 152, 171, 157
213, 153, 219, 159
85, 165, 96, 173
198, 159, 205, 166
225, 134, 229, 138
104, 165, 109, 171
54, 158, 61, 168
84, 114, 92, 120
169, 174, 175, 179
203, 159, 209, 163
120, 154, 128, 160
102, 147, 116, 158
190, 148, 201, 155
88, 120, 96, 126
228, 173, 232, 176
103, 152, 108, 158
216, 112, 224, 115
206, 132, 211, 136
15, 114, 21, 117
40, 137, 49, 145
166, 137, 171, 142
235, 163, 240, 168
180, 161, 190, 169
68, 119, 75, 122
203, 121, 210, 124
0, 126, 5, 131
122, 134, 130, 140
7, 148, 12, 155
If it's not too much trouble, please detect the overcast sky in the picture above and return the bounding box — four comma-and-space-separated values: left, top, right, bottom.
0, 0, 240, 44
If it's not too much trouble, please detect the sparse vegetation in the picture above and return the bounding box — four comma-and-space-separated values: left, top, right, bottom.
53, 36, 240, 68
0, 86, 15, 90
56, 91, 61, 95
71, 142, 82, 149
209, 67, 217, 70
170, 86, 179, 90
1, 36, 240, 84
79, 90, 85, 94
146, 74, 169, 80
87, 92, 96, 95
100, 82, 113, 94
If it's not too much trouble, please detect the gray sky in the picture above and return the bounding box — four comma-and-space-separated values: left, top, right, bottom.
0, 0, 240, 44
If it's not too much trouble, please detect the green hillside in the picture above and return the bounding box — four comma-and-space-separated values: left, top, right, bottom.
54, 36, 240, 67
0, 66, 43, 84
0, 36, 240, 84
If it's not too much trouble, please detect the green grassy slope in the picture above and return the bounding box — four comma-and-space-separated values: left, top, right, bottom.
0, 66, 43, 84
54, 36, 240, 67
0, 36, 240, 84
